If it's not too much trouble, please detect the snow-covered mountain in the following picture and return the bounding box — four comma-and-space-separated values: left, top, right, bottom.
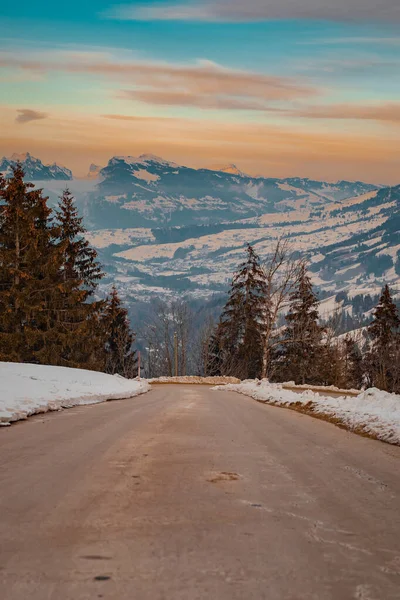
87, 163, 103, 179
0, 152, 72, 180
84, 154, 377, 229
3, 151, 398, 308
81, 155, 398, 307
207, 164, 250, 177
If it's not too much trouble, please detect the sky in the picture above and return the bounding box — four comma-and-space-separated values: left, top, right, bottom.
1, 0, 399, 183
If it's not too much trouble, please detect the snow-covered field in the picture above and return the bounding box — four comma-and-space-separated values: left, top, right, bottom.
0, 362, 150, 425
216, 381, 400, 445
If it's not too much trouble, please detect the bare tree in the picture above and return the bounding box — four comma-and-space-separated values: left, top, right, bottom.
143, 300, 173, 377
191, 315, 216, 376
143, 298, 193, 377
261, 238, 304, 379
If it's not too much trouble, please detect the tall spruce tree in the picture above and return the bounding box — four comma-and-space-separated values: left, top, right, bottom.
56, 189, 103, 292
206, 325, 223, 377
281, 264, 323, 384
103, 286, 137, 378
343, 335, 363, 389
366, 285, 400, 392
218, 244, 267, 379
0, 165, 65, 363
54, 189, 106, 369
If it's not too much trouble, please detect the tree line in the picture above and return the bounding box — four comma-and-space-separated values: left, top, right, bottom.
204, 244, 400, 393
141, 242, 400, 392
0, 166, 137, 377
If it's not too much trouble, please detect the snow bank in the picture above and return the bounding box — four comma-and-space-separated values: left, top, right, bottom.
282, 382, 359, 395
216, 380, 400, 445
0, 362, 150, 425
149, 376, 240, 385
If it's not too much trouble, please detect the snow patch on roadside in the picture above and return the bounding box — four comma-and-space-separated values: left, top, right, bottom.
0, 362, 150, 425
215, 381, 400, 445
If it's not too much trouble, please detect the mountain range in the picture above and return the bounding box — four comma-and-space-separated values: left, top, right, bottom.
0, 152, 72, 181
1, 152, 398, 319
88, 154, 377, 228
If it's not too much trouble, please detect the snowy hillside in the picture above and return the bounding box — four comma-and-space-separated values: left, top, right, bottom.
84, 154, 376, 229
0, 152, 72, 180
5, 151, 398, 306
0, 362, 149, 425
88, 183, 400, 304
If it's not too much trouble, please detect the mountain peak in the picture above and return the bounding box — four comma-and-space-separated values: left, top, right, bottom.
208, 163, 249, 177
109, 154, 179, 169
10, 152, 32, 162
0, 152, 72, 181
87, 163, 103, 179
139, 153, 170, 164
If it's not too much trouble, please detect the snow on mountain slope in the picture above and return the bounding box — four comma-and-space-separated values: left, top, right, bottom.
85, 155, 376, 229
0, 152, 72, 180
4, 151, 397, 305
94, 183, 399, 303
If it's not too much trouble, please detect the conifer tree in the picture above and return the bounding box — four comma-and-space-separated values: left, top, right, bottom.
281, 264, 323, 384
0, 174, 109, 370
103, 286, 137, 378
206, 325, 223, 376
53, 189, 106, 369
343, 336, 363, 389
0, 165, 64, 363
56, 189, 103, 292
218, 244, 267, 379
366, 285, 400, 391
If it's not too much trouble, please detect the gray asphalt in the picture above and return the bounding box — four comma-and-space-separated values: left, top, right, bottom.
0, 384, 399, 600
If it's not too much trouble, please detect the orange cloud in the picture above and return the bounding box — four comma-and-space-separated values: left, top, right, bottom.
0, 53, 319, 110
289, 102, 400, 124
121, 89, 290, 111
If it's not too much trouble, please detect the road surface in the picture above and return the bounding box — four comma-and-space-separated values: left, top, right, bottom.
0, 385, 399, 600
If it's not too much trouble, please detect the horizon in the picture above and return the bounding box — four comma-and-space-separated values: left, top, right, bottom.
1, 1, 399, 183
1, 150, 392, 186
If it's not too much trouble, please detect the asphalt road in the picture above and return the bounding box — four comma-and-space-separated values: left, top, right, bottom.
1, 385, 399, 600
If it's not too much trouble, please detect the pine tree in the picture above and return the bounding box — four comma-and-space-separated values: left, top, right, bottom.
0, 174, 110, 370
103, 286, 137, 378
367, 285, 400, 391
53, 189, 106, 369
218, 244, 267, 379
0, 165, 64, 363
281, 264, 323, 384
56, 189, 103, 292
206, 325, 223, 376
318, 341, 343, 387
343, 335, 363, 389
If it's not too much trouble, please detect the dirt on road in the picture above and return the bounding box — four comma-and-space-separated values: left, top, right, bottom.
0, 385, 399, 600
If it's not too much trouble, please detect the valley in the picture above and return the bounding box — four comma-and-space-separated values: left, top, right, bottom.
2, 152, 399, 321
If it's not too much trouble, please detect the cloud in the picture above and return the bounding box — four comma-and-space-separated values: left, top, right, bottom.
290, 102, 400, 124
294, 56, 400, 76
120, 89, 293, 111
106, 1, 400, 22
15, 109, 48, 124
102, 114, 170, 121
1, 53, 319, 111
301, 37, 400, 46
